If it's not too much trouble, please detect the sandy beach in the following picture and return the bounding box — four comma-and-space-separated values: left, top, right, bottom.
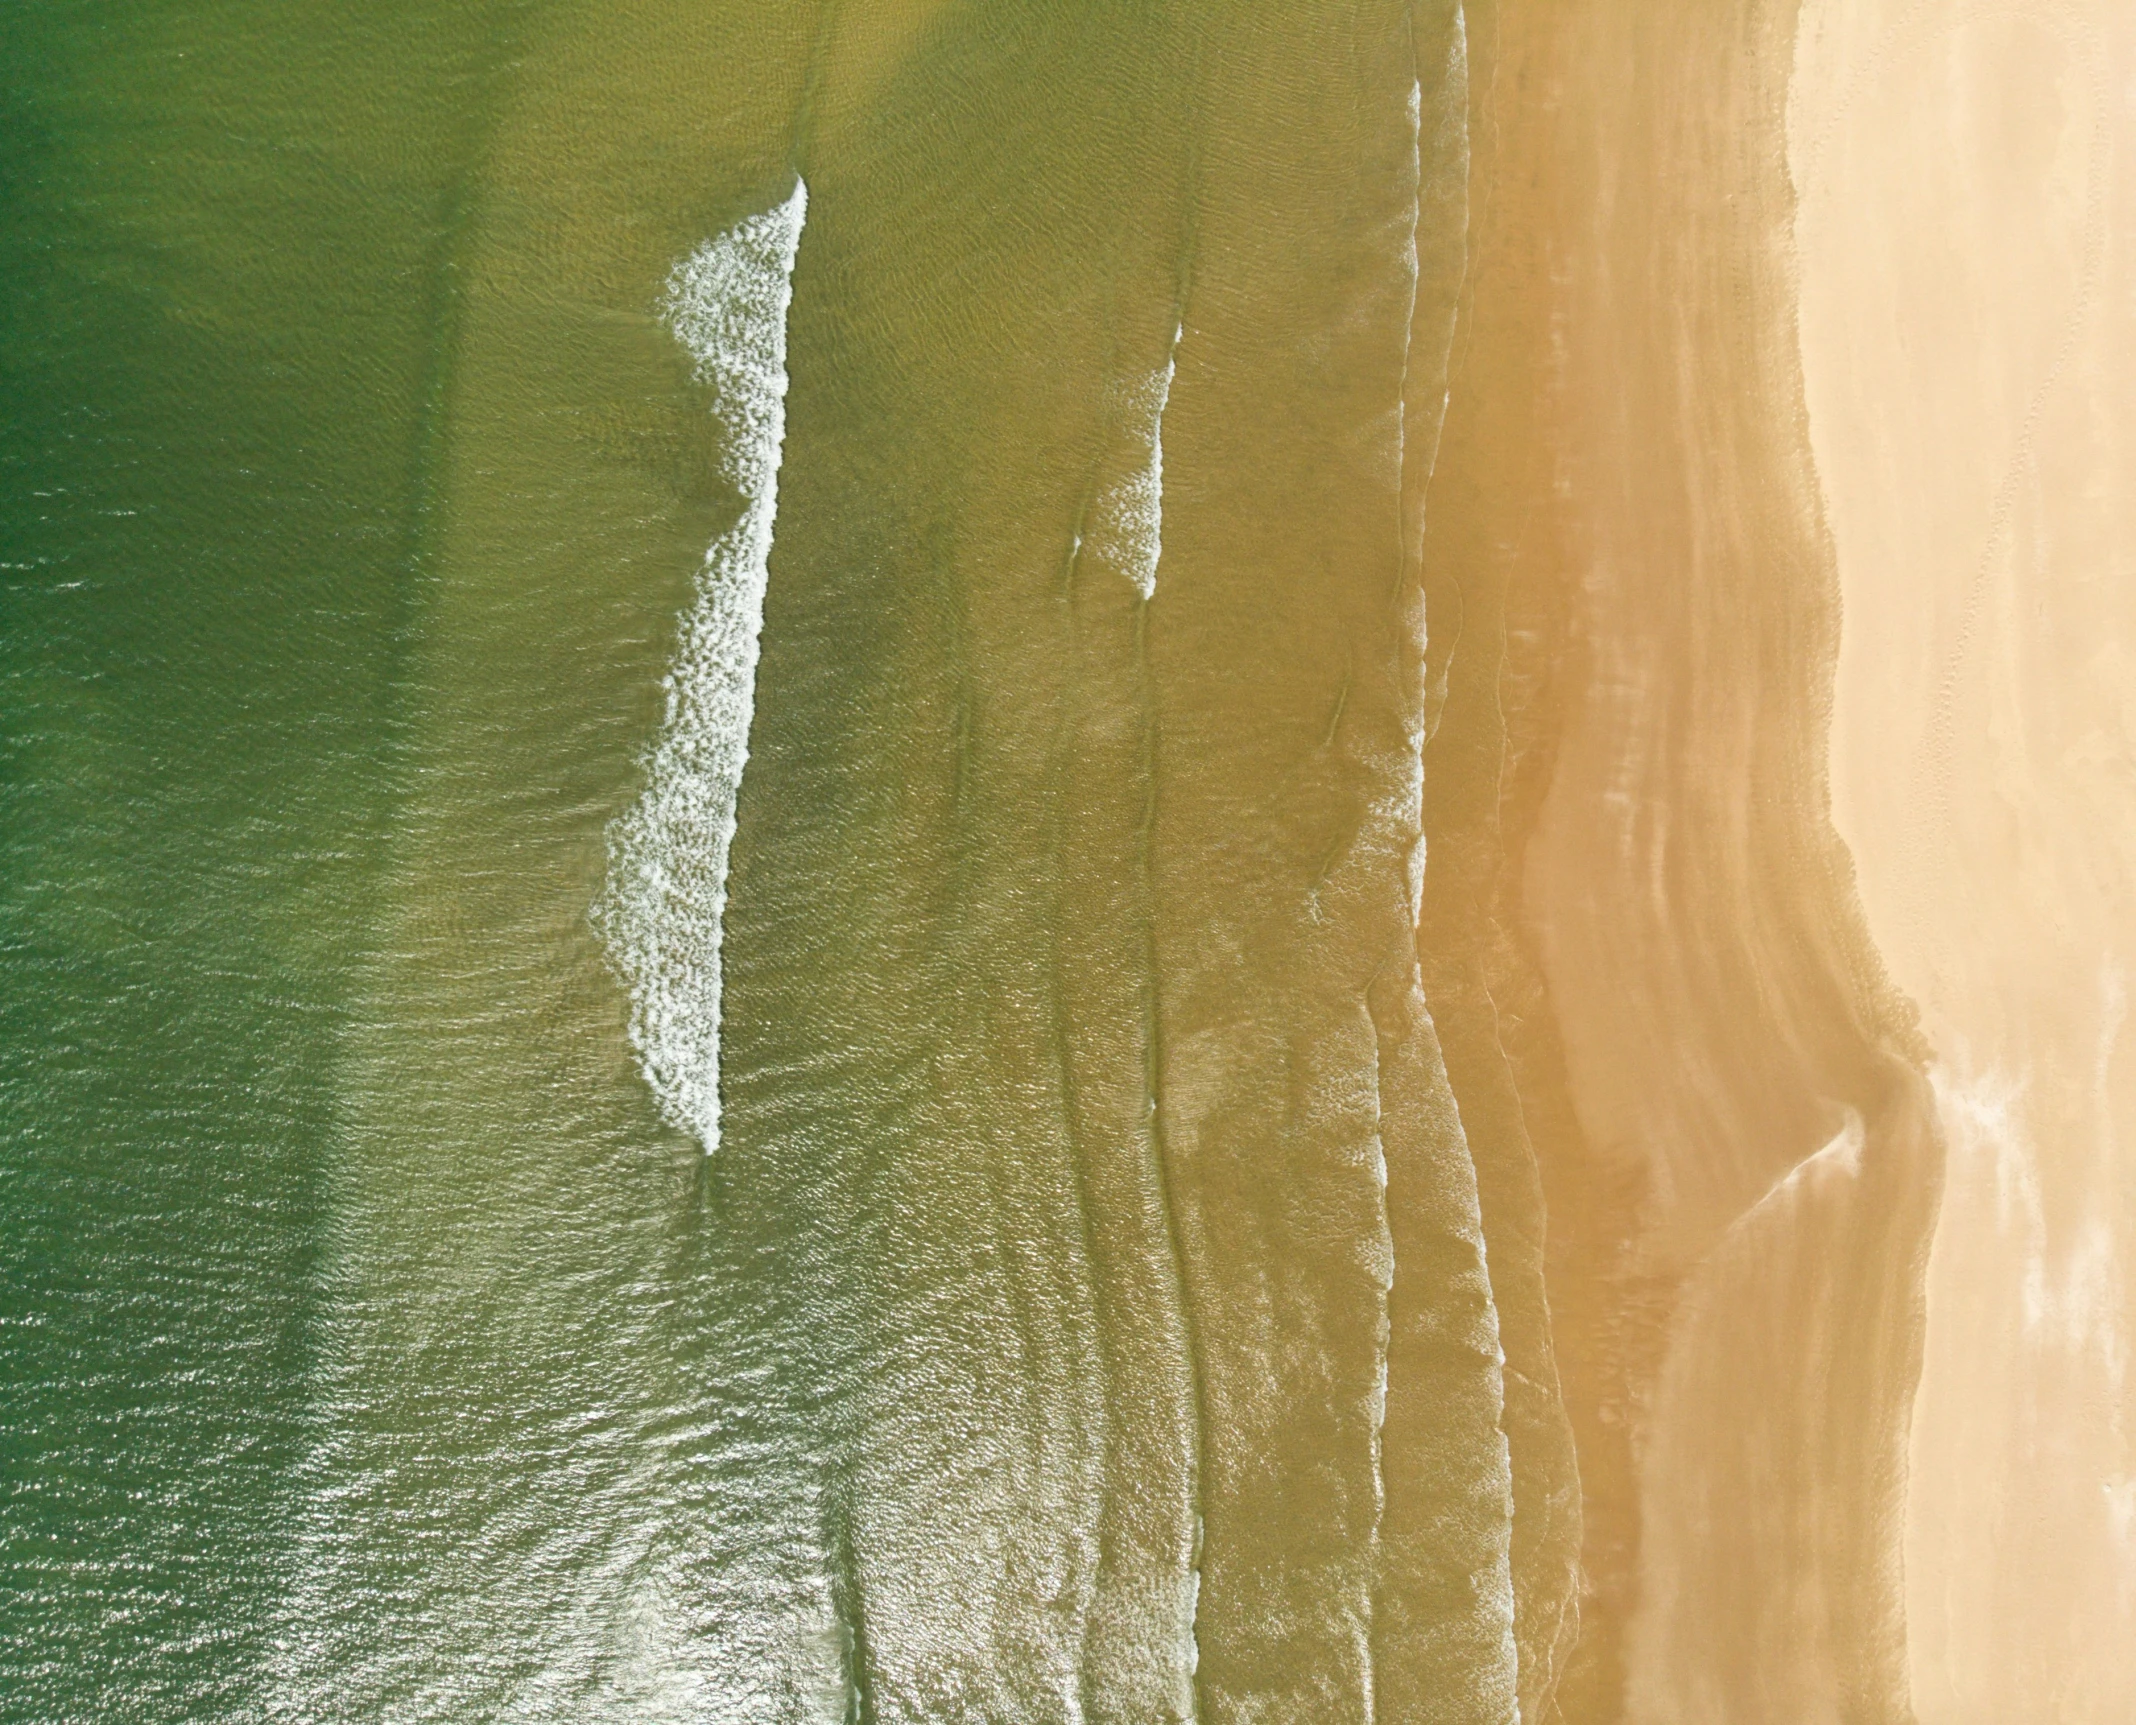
1793, 2, 2136, 1717
10, 0, 2133, 1717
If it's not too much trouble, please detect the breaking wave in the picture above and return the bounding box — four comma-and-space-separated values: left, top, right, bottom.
595, 181, 808, 1152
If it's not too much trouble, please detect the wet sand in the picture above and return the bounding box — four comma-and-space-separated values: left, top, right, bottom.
1421, 3, 1939, 1718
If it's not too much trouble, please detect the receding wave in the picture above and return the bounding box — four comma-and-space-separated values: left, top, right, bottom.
595, 181, 808, 1153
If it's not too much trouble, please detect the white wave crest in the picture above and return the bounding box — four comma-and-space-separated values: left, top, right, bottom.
1092, 321, 1182, 600
595, 181, 808, 1153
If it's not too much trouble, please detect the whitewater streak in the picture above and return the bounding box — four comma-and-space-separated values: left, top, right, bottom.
1093, 321, 1183, 600
595, 182, 808, 1153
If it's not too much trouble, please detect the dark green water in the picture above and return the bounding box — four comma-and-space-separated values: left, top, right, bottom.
3, 3, 1523, 1718
1, 3, 523, 1713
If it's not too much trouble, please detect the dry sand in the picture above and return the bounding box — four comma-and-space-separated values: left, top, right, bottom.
1792, 2, 2136, 1718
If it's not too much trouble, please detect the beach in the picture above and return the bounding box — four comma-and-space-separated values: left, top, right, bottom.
4, 1, 2131, 1719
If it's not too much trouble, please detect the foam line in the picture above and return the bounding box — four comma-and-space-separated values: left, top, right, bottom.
596, 181, 808, 1153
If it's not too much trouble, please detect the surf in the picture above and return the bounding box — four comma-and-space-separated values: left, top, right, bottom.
595, 180, 809, 1153
1091, 320, 1182, 601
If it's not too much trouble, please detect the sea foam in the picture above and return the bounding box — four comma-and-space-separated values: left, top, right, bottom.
1092, 322, 1182, 600
595, 182, 808, 1153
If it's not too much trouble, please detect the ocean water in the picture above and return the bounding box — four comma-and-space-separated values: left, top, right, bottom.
2, 2, 1498, 1718
1, 3, 526, 1713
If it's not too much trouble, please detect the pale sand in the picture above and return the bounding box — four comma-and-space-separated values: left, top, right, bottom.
1792, 2, 2136, 1718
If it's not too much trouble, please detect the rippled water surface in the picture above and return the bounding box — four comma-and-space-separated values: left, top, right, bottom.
2, 3, 1489, 1715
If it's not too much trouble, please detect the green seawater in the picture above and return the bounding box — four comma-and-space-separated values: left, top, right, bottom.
1, 3, 524, 1712
2, 2, 1526, 1719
